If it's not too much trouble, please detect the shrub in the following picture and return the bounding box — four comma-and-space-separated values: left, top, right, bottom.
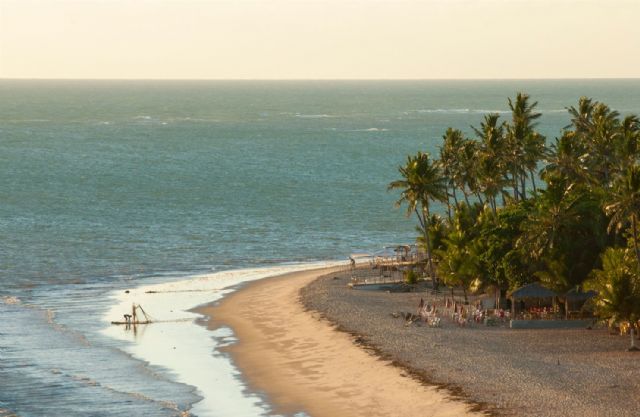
404, 269, 418, 285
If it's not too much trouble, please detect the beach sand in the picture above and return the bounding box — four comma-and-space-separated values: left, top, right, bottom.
301, 271, 640, 417
200, 267, 482, 417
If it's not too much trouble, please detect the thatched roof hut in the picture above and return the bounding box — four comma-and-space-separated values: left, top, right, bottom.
564, 288, 597, 301
509, 282, 557, 299
509, 283, 558, 318
563, 289, 597, 319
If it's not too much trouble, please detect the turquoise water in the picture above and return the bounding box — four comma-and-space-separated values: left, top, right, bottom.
1, 80, 639, 416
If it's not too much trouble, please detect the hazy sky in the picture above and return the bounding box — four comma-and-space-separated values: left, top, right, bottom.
1, 0, 639, 79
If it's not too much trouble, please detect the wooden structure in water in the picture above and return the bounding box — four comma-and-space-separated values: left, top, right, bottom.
111, 303, 152, 325
348, 245, 425, 287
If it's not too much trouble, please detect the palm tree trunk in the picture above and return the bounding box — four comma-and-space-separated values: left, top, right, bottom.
452, 188, 459, 206
416, 206, 435, 277
424, 204, 436, 277
520, 175, 527, 200
630, 322, 639, 351
530, 169, 538, 194
445, 187, 452, 222
633, 215, 640, 268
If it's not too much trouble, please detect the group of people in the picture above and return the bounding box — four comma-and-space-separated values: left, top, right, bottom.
417, 298, 441, 327
414, 297, 511, 327
516, 305, 555, 320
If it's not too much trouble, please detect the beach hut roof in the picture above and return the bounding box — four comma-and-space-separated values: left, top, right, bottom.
564, 289, 597, 301
510, 282, 557, 299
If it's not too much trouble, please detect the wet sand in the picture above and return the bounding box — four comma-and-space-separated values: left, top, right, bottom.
200, 267, 482, 417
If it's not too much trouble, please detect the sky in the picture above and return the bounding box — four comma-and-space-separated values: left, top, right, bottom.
1, 0, 639, 79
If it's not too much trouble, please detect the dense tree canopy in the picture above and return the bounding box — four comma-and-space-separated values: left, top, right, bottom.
390, 93, 640, 331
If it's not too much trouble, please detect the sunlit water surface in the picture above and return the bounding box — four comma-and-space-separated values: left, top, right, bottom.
1, 80, 639, 416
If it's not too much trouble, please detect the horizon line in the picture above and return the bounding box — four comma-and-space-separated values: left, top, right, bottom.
2, 77, 640, 82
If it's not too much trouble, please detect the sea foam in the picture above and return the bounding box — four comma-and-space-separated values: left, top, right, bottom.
101, 261, 343, 417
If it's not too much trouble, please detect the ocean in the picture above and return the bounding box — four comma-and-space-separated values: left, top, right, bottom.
1, 80, 639, 416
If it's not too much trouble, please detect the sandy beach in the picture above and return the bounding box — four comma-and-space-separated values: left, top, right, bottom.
301, 271, 640, 417
201, 267, 482, 417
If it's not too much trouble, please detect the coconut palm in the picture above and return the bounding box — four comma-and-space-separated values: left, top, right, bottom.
587, 248, 640, 351
518, 182, 607, 290
518, 184, 575, 261
523, 131, 547, 194
388, 152, 448, 276
605, 165, 640, 267
566, 99, 621, 186
507, 93, 544, 199
436, 226, 478, 303
567, 96, 596, 134
615, 115, 640, 173
586, 103, 621, 185
439, 128, 467, 210
459, 139, 482, 205
540, 131, 589, 187
473, 114, 509, 211
478, 152, 503, 214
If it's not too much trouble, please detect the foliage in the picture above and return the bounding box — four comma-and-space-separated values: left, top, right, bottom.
416, 214, 448, 254
475, 201, 532, 291
605, 165, 640, 267
388, 152, 447, 275
586, 248, 640, 328
435, 205, 482, 300
404, 269, 419, 285
518, 182, 608, 292
389, 93, 640, 333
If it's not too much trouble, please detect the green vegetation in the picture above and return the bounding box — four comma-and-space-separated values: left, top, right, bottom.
390, 93, 640, 339
404, 269, 419, 285
388, 152, 447, 276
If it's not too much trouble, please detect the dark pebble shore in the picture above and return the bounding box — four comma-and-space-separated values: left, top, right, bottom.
300, 272, 640, 417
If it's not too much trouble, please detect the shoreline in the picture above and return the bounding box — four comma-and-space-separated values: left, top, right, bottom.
201, 267, 481, 417
101, 262, 342, 417
300, 271, 640, 417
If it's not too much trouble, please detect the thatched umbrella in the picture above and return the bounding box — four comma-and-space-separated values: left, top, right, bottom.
509, 283, 558, 318
564, 289, 597, 319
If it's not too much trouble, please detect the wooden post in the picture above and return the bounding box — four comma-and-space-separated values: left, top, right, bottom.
630, 328, 639, 351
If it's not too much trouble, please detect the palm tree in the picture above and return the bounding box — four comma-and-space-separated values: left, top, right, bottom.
473, 114, 508, 211
416, 214, 448, 259
518, 184, 575, 262
439, 128, 467, 211
523, 131, 547, 195
587, 248, 640, 351
540, 131, 589, 187
478, 152, 503, 214
518, 182, 606, 291
460, 139, 481, 205
567, 96, 596, 134
507, 93, 543, 199
567, 98, 621, 186
615, 115, 640, 173
388, 152, 448, 276
605, 165, 640, 267
586, 103, 621, 185
436, 226, 478, 303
